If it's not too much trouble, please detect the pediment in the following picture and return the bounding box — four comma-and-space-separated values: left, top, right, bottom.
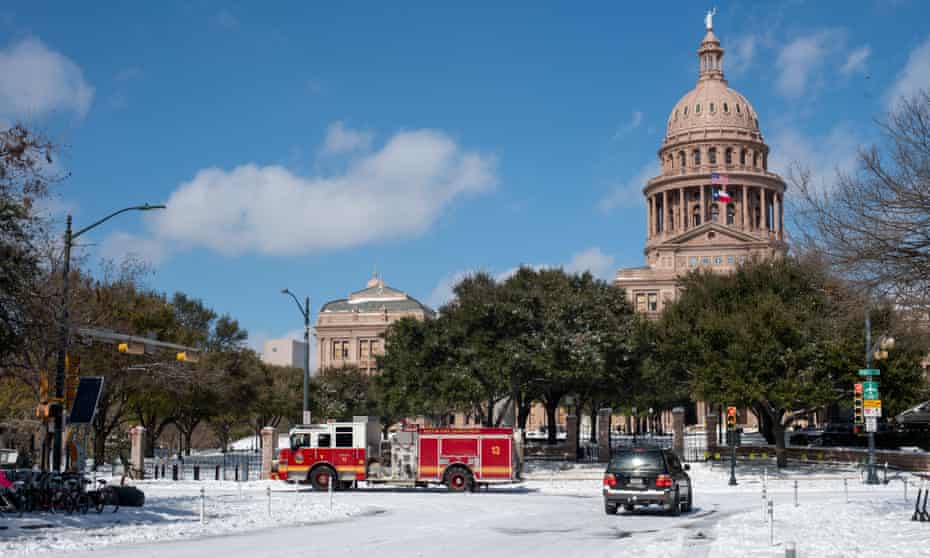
660, 223, 761, 247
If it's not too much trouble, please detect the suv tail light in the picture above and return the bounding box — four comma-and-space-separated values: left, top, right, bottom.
603, 473, 617, 489
656, 474, 673, 488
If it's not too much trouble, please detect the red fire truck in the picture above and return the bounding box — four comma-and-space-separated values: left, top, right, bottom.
273, 416, 521, 491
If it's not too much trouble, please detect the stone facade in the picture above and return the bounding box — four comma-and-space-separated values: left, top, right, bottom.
615, 24, 787, 318
314, 275, 433, 375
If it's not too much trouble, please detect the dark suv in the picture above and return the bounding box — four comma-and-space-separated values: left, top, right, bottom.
602, 448, 692, 515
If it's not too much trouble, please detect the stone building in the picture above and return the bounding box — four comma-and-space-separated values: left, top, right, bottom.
261, 338, 310, 374
614, 20, 787, 430
313, 275, 434, 374
616, 22, 787, 319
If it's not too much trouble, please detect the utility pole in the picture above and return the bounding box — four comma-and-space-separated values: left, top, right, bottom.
864, 309, 879, 485
52, 204, 165, 472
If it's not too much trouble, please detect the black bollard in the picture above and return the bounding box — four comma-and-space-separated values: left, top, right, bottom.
194, 465, 200, 481
235, 464, 239, 482
172, 464, 179, 481
154, 463, 159, 480
215, 465, 220, 481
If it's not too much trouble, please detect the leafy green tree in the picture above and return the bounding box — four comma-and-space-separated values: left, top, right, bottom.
657, 259, 863, 467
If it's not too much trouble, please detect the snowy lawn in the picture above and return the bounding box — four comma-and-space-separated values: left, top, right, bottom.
3, 462, 928, 557
0, 479, 362, 556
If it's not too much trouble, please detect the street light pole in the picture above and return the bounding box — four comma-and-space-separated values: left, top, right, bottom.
282, 289, 311, 425
52, 204, 165, 472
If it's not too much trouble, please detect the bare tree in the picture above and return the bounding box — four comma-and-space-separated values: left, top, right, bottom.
791, 91, 930, 310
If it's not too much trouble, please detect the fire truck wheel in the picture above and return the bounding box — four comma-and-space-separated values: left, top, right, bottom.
444, 466, 473, 492
309, 466, 337, 491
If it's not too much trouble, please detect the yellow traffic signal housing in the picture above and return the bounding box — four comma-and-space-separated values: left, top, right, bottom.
176, 351, 199, 363
118, 342, 146, 355
35, 403, 50, 419
726, 406, 738, 428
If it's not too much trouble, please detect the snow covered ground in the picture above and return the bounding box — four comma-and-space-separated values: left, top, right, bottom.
2, 462, 928, 557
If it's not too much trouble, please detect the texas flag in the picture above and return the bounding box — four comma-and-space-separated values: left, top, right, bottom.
711, 173, 732, 203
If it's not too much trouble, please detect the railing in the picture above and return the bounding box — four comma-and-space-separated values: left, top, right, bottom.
143, 450, 262, 481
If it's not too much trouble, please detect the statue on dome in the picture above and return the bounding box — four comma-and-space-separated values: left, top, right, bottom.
705, 7, 716, 30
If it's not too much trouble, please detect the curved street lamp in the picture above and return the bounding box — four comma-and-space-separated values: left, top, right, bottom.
281, 288, 311, 425
52, 204, 166, 472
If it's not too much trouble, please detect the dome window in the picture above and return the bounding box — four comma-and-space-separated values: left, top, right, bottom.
736, 104, 741, 114
674, 109, 678, 120
709, 102, 716, 114
723, 102, 729, 113
683, 106, 688, 116
679, 151, 686, 168
693, 149, 701, 166
740, 149, 747, 166
708, 147, 717, 165
695, 104, 701, 114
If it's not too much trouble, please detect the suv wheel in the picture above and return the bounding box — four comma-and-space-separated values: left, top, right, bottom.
668, 487, 681, 517
604, 502, 618, 515
683, 489, 693, 513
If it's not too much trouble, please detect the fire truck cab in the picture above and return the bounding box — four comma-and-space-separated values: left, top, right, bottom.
274, 416, 521, 492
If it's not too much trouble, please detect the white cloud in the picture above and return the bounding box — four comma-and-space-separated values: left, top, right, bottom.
565, 247, 615, 280
103, 128, 496, 262
727, 35, 758, 75
427, 270, 475, 309
886, 36, 930, 109
0, 37, 94, 121
841, 46, 871, 76
613, 110, 643, 140
598, 161, 659, 212
99, 231, 169, 267
321, 121, 373, 156
768, 121, 860, 194
776, 31, 844, 98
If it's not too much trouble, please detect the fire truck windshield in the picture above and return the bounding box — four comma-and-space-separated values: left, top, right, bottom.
291, 433, 311, 449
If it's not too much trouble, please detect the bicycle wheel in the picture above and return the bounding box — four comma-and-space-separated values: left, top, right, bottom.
75, 493, 91, 514
107, 487, 120, 513
52, 490, 74, 515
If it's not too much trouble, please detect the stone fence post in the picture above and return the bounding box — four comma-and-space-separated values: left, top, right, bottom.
597, 408, 612, 462
565, 415, 578, 461
129, 426, 145, 479
671, 407, 685, 459
705, 413, 719, 451
261, 426, 277, 480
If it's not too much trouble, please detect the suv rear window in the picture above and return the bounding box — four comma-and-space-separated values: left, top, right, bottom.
608, 451, 666, 472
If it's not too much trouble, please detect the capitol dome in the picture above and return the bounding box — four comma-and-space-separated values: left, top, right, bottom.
664, 30, 763, 145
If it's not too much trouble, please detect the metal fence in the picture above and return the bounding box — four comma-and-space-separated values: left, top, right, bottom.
143, 450, 262, 481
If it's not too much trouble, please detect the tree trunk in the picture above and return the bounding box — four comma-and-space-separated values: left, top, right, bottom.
486, 397, 494, 427
517, 402, 531, 432
753, 403, 776, 444
544, 398, 559, 445
773, 421, 787, 468
589, 406, 598, 443
184, 430, 193, 456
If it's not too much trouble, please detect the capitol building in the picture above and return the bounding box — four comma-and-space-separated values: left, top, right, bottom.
615, 19, 787, 318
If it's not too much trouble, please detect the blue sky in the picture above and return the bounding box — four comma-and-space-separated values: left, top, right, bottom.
3, 1, 930, 363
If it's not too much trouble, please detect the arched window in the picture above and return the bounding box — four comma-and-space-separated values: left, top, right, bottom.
725, 148, 733, 165
693, 149, 701, 166
723, 102, 729, 113
726, 203, 735, 225
708, 147, 717, 165
710, 102, 716, 114
736, 104, 741, 114
753, 152, 759, 168
711, 204, 720, 223
684, 106, 689, 116
695, 104, 702, 114
740, 149, 747, 166
678, 151, 685, 168
692, 205, 702, 227
762, 153, 767, 170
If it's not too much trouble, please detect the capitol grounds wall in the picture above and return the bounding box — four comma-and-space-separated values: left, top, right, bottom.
717, 444, 930, 473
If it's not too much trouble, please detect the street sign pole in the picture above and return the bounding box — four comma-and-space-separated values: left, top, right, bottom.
864, 312, 879, 485
727, 406, 737, 486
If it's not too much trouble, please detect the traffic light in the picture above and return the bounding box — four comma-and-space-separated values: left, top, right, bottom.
726, 406, 737, 429
853, 383, 864, 426
118, 342, 145, 355
176, 351, 199, 363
